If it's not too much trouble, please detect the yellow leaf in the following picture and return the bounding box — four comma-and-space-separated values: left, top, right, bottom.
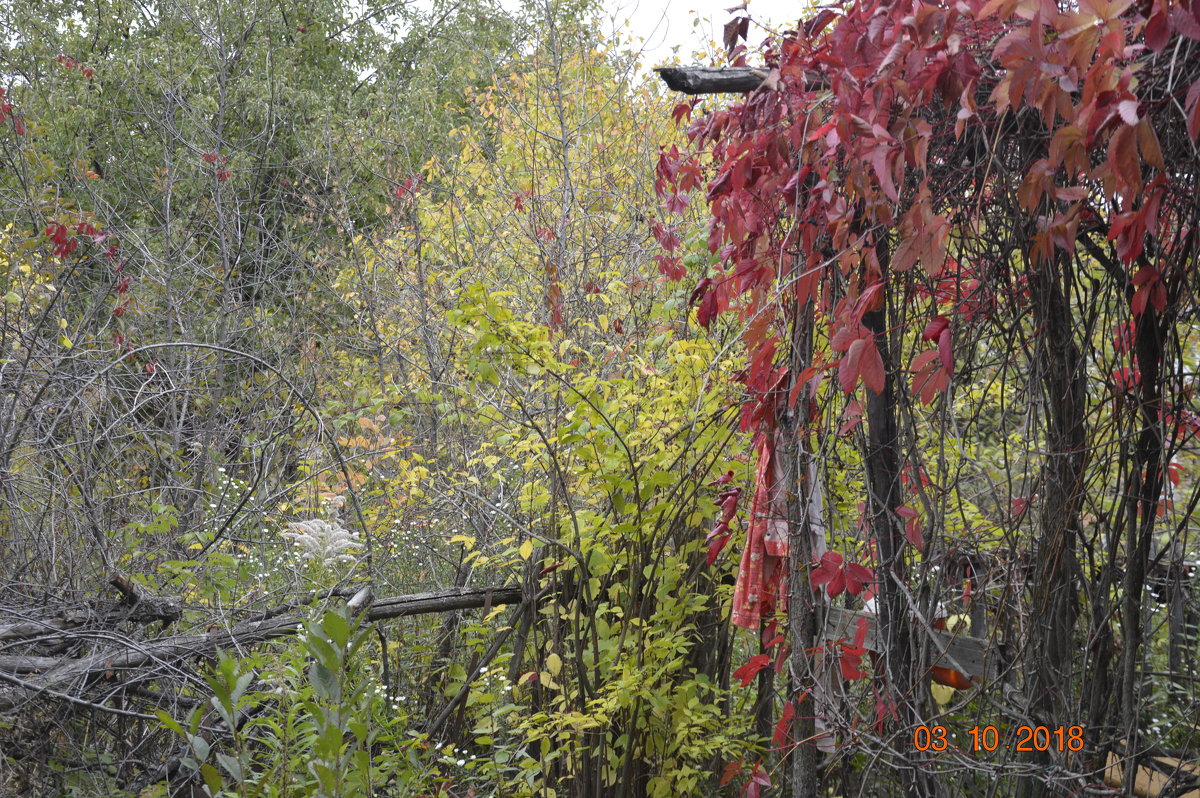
59, 334, 73, 349
519, 539, 533, 560
450, 534, 476, 550
545, 652, 562, 677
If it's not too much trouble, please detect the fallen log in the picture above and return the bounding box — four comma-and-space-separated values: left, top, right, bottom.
0, 585, 520, 713
0, 573, 183, 647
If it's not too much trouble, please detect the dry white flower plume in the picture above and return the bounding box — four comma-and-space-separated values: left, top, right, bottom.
281, 497, 362, 566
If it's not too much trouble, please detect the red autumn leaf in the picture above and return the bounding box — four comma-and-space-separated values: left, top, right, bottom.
655, 255, 685, 280
723, 16, 749, 55
707, 533, 732, 565
827, 569, 846, 597
815, 550, 843, 570
895, 504, 923, 549
720, 758, 743, 787
874, 696, 897, 732
838, 338, 864, 394
689, 278, 712, 309
663, 192, 689, 213
698, 289, 720, 329
1186, 78, 1200, 142
733, 654, 771, 687
677, 158, 703, 191
803, 8, 837, 36
1145, 7, 1171, 51
811, 551, 847, 597
839, 643, 867, 680
1011, 497, 1029, 518
720, 490, 740, 522
851, 282, 885, 322
869, 145, 899, 202
652, 222, 681, 252
911, 349, 948, 405
708, 470, 734, 487
839, 399, 863, 436
906, 517, 923, 550
773, 700, 795, 746
854, 616, 870, 648
937, 327, 954, 375
859, 335, 886, 394
921, 316, 950, 341
1112, 366, 1140, 392
830, 323, 867, 352
844, 562, 873, 596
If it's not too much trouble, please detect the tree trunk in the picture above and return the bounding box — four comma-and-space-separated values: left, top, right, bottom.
1020, 251, 1087, 798
861, 263, 925, 797
784, 302, 822, 798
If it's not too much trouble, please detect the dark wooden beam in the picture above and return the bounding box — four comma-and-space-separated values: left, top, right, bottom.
655, 66, 767, 95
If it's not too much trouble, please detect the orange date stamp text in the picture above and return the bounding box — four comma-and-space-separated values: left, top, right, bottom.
912, 725, 1085, 753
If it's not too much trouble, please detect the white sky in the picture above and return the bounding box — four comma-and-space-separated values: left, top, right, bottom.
598, 0, 804, 68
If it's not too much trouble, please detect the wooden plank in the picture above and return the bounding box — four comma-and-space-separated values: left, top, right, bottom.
821, 606, 998, 681
1105, 750, 1200, 797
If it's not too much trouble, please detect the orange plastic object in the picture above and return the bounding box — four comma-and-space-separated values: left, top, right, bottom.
930, 666, 972, 690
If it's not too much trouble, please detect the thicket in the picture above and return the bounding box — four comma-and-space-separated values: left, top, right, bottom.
0, 0, 1197, 795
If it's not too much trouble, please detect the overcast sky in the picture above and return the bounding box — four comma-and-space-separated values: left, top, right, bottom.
598, 0, 803, 68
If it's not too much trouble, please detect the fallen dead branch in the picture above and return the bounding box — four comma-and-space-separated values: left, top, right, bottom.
0, 584, 521, 713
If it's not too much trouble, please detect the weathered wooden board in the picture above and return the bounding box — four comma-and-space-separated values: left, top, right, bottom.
822, 606, 998, 682
1105, 750, 1200, 797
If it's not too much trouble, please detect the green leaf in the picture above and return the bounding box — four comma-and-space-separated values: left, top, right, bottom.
310, 663, 339, 701
321, 609, 352, 649
216, 752, 243, 782
200, 763, 223, 795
